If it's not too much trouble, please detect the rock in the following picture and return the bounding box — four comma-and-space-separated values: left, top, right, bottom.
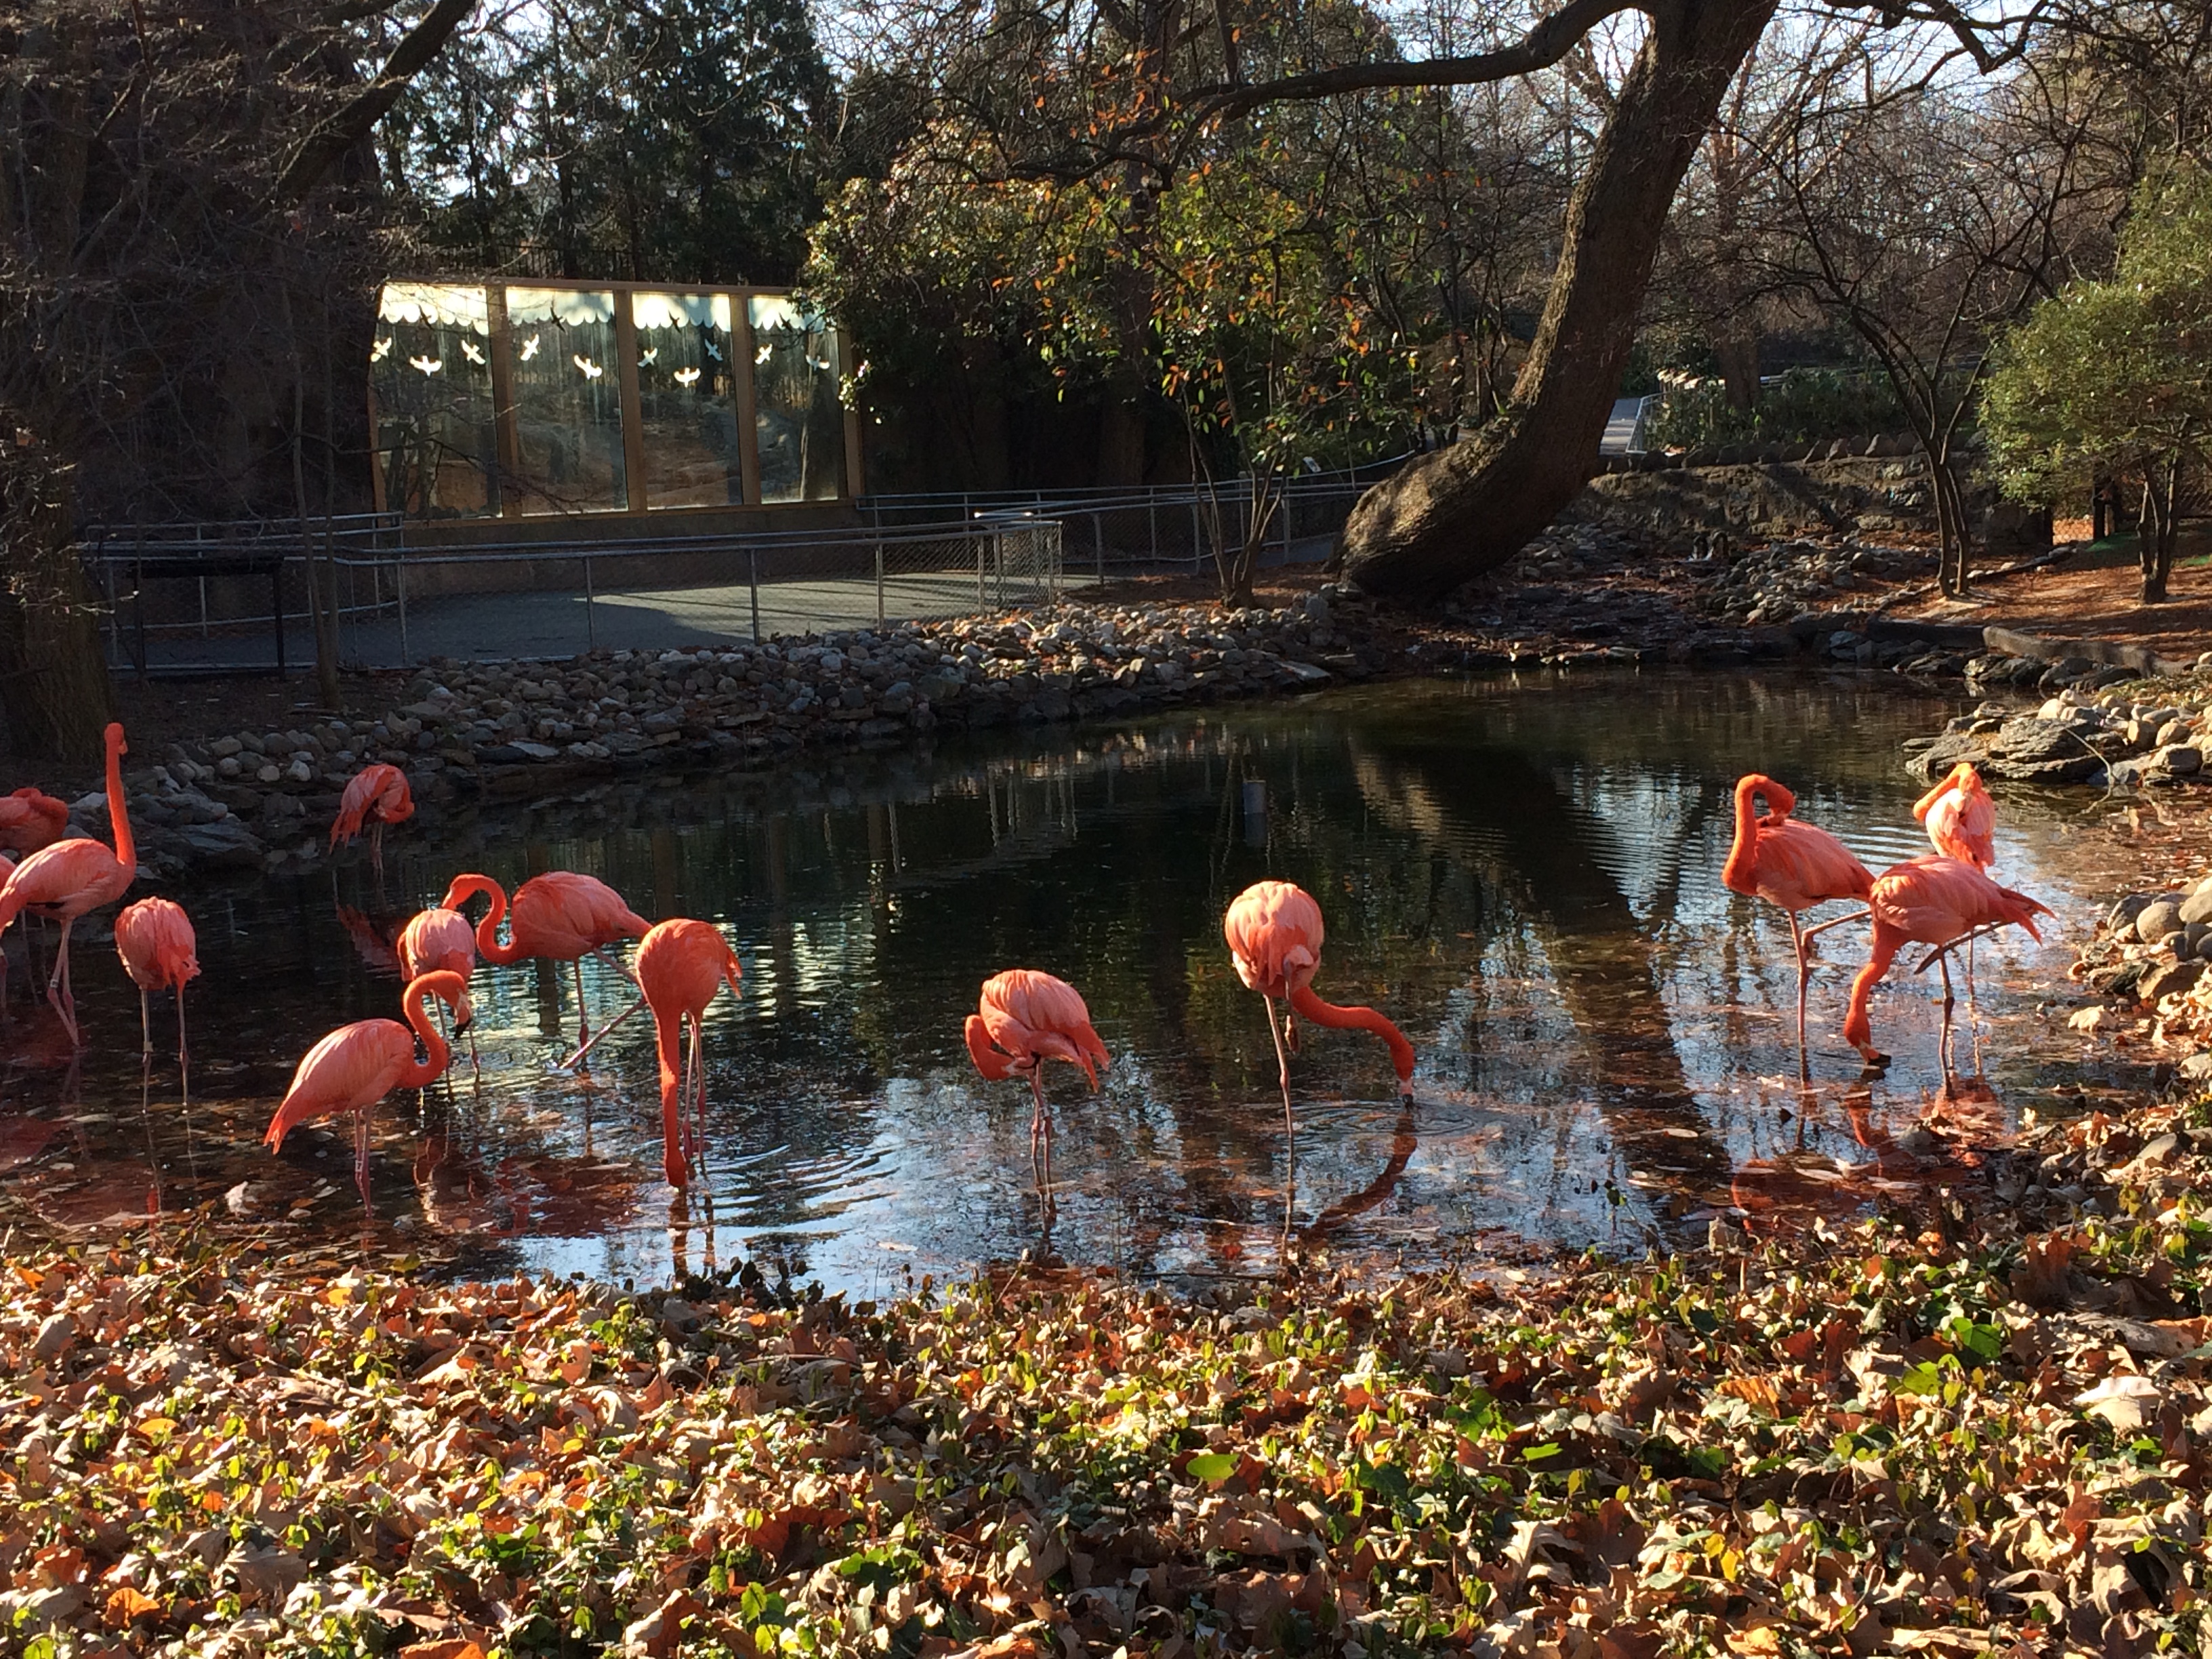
207, 736, 243, 758
2178, 888, 2212, 926
511, 741, 560, 760
2151, 743, 2203, 776
2136, 899, 2185, 944
2139, 958, 2203, 1002
1980, 716, 2104, 783
175, 819, 266, 869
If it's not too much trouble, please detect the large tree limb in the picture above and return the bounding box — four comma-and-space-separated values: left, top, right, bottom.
1193, 0, 1651, 120
274, 0, 475, 203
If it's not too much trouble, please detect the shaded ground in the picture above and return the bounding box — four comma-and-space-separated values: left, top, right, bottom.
1902, 531, 2212, 663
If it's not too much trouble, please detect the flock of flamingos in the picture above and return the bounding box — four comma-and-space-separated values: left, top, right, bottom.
0, 722, 2055, 1216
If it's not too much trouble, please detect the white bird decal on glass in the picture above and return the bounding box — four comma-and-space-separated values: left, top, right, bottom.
518, 334, 542, 361
459, 339, 486, 365
573, 354, 603, 379
639, 347, 658, 365
409, 355, 443, 375
370, 337, 393, 362
673, 367, 701, 388
703, 340, 722, 361
755, 343, 775, 365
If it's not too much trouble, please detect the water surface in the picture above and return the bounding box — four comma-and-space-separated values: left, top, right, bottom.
0, 673, 2145, 1290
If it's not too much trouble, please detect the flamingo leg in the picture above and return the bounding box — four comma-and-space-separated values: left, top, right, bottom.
1027, 1066, 1054, 1219
1786, 909, 1809, 1074
47, 924, 79, 1048
176, 987, 190, 1109
369, 821, 385, 882
354, 1111, 373, 1209
1965, 931, 1978, 1026
559, 993, 644, 1069
1263, 993, 1296, 1231
688, 1012, 708, 1173
139, 985, 153, 1069
467, 1025, 480, 1087
573, 957, 591, 1048
1800, 907, 1872, 944
1936, 951, 1957, 1078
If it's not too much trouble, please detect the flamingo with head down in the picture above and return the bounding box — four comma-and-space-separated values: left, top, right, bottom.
115, 897, 199, 1091
1720, 773, 1875, 1066
1845, 855, 2051, 1075
965, 968, 1107, 1210
331, 764, 414, 877
1223, 880, 1414, 1208
398, 905, 480, 1077
0, 788, 69, 858
635, 919, 743, 1187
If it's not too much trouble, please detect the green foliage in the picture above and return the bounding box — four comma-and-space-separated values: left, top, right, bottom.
1983, 159, 2212, 593
387, 0, 834, 283
1646, 367, 1910, 451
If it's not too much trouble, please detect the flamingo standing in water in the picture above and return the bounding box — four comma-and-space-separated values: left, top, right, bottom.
330, 764, 414, 877
1223, 880, 1414, 1206
114, 898, 199, 1090
634, 919, 742, 1187
0, 788, 69, 857
1914, 760, 1999, 1010
1720, 773, 1875, 1065
965, 968, 1108, 1210
264, 969, 471, 1204
398, 906, 480, 1078
0, 722, 137, 1043
1845, 855, 2051, 1073
438, 872, 649, 1048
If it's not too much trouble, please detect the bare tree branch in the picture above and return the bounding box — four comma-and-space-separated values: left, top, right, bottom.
275, 0, 476, 203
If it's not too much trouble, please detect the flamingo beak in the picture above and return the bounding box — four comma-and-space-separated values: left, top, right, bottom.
453, 992, 475, 1036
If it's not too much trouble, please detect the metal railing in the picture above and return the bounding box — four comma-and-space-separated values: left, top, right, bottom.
85, 514, 1061, 676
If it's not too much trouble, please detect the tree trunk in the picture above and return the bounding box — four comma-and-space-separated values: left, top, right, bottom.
2140, 460, 2179, 602
1715, 331, 1761, 411
1097, 375, 1149, 487
1926, 450, 1969, 597
1339, 0, 1778, 602
0, 452, 115, 760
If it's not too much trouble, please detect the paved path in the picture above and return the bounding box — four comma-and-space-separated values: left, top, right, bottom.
114, 539, 1333, 673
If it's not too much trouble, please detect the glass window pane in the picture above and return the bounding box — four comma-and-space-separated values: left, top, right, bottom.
747, 294, 846, 503
373, 283, 498, 519
507, 286, 628, 514
633, 292, 742, 508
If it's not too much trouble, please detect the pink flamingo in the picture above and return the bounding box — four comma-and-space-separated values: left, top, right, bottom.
635, 920, 743, 1187
398, 905, 480, 1078
438, 872, 649, 1048
1914, 760, 1999, 1009
1720, 773, 1875, 1063
330, 764, 414, 876
264, 969, 470, 1205
1844, 855, 2052, 1073
114, 898, 199, 1090
965, 968, 1108, 1208
1223, 880, 1414, 1203
0, 788, 69, 857
0, 723, 136, 1044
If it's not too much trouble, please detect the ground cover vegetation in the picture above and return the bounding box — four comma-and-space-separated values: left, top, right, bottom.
0, 1092, 2205, 1658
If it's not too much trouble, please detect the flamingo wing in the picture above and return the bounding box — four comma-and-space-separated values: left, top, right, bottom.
115, 898, 199, 991
1748, 817, 1875, 910
1871, 855, 2047, 945
1223, 880, 1325, 997
0, 837, 131, 925
514, 873, 649, 956
981, 968, 1107, 1084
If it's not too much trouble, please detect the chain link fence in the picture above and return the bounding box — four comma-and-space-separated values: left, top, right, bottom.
86, 514, 1061, 675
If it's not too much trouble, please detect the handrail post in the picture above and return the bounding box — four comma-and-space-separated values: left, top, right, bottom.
396, 547, 409, 668
874, 537, 885, 624
976, 527, 987, 610
749, 546, 762, 642
584, 552, 597, 652
1094, 513, 1105, 589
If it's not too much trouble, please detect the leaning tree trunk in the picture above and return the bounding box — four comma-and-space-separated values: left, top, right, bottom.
0, 447, 115, 760
1340, 0, 1779, 602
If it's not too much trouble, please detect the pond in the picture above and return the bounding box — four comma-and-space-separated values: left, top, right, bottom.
0, 672, 2148, 1292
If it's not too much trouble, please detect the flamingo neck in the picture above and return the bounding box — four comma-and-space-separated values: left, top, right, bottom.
655, 1003, 689, 1185
464, 878, 521, 964
1721, 777, 1767, 897
1842, 925, 1900, 1055
1289, 983, 1415, 1086
398, 987, 453, 1086
105, 730, 135, 875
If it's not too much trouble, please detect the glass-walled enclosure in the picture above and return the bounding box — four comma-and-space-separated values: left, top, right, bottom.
634, 291, 743, 509
508, 287, 628, 515
749, 293, 846, 504
372, 283, 501, 518
369, 280, 856, 523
